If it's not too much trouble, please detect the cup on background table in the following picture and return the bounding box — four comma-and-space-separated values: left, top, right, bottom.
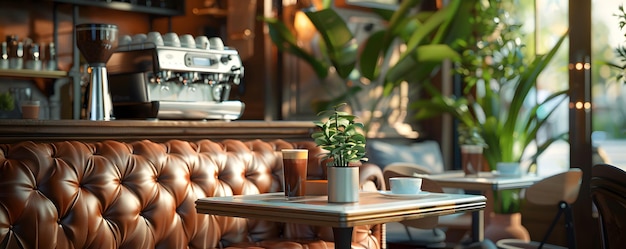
281, 149, 308, 198
20, 100, 39, 119
497, 162, 523, 177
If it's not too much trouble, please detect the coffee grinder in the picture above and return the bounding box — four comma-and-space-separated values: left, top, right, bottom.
75, 23, 118, 120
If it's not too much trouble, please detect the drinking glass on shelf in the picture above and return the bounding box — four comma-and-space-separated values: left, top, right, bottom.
9, 87, 32, 117
20, 100, 40, 119
0, 41, 8, 69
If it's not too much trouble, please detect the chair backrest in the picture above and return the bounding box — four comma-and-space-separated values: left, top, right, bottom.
367, 140, 445, 173
591, 164, 626, 249
525, 168, 583, 206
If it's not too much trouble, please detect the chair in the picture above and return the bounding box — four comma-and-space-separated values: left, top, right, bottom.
590, 164, 626, 249
496, 168, 582, 249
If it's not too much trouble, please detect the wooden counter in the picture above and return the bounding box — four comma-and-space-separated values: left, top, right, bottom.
0, 119, 316, 143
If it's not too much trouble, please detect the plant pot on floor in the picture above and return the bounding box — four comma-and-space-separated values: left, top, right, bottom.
485, 212, 530, 242
328, 166, 359, 203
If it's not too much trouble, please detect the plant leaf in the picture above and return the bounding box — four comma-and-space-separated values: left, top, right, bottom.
305, 9, 357, 79
260, 16, 330, 78
359, 30, 386, 80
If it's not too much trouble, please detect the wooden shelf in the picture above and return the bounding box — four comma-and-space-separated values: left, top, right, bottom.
49, 0, 185, 16
0, 69, 67, 79
0, 120, 317, 143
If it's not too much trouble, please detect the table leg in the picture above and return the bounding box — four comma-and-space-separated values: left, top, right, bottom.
472, 209, 485, 242
332, 227, 353, 249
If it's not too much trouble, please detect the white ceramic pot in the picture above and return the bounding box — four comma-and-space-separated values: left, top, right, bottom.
327, 166, 359, 203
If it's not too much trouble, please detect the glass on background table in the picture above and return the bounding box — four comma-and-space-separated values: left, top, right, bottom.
196, 191, 486, 249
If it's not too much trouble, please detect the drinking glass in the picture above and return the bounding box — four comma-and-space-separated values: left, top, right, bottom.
281, 149, 308, 198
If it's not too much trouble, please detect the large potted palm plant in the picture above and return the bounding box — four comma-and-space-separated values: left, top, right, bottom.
410, 0, 569, 241
411, 13, 569, 184
260, 0, 472, 135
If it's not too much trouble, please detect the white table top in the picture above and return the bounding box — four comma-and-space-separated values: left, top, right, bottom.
196, 191, 486, 228
423, 170, 546, 191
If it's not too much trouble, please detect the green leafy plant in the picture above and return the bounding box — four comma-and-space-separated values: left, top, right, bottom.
411, 1, 569, 170
0, 91, 15, 112
312, 103, 367, 167
608, 4, 626, 84
457, 123, 487, 147
261, 0, 473, 134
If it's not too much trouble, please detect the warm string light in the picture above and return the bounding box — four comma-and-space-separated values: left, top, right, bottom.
568, 61, 592, 110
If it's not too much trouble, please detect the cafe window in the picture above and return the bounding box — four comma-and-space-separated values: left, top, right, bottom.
493, 0, 570, 175
592, 0, 626, 167
532, 0, 570, 175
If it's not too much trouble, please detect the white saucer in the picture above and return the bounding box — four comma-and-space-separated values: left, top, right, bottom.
378, 190, 430, 199
492, 171, 522, 177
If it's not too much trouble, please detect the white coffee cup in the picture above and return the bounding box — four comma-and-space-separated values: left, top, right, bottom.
119, 35, 132, 46
208, 37, 224, 50
195, 35, 210, 49
179, 34, 196, 48
162, 32, 180, 47
497, 162, 522, 177
146, 32, 164, 46
131, 33, 147, 44
389, 177, 423, 194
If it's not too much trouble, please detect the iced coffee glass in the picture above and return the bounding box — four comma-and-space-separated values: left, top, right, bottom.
281, 149, 308, 198
461, 144, 483, 176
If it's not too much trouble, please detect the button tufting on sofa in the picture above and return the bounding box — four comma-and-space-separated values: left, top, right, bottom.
0, 139, 385, 249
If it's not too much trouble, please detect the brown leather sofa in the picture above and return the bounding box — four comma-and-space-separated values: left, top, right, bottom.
0, 138, 385, 249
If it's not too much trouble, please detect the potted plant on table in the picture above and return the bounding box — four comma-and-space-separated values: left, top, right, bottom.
312, 103, 367, 203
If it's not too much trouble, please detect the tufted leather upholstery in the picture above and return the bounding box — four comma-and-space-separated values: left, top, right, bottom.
0, 139, 384, 249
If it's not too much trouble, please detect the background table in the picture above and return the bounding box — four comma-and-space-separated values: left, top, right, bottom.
424, 170, 544, 192
424, 170, 546, 241
196, 191, 486, 249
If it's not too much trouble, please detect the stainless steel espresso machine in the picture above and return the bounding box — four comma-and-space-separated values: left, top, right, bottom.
107, 33, 244, 120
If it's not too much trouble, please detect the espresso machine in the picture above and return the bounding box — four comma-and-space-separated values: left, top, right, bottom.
107, 33, 244, 120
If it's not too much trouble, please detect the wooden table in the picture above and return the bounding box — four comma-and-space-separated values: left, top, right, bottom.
196, 191, 486, 249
